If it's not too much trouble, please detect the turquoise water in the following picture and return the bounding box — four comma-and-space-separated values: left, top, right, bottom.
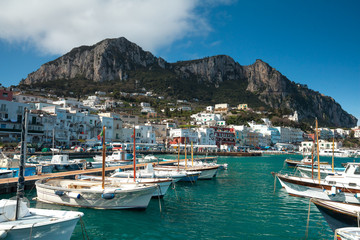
4, 154, 355, 239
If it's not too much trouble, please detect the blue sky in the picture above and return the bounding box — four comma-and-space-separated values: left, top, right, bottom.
0, 0, 359, 125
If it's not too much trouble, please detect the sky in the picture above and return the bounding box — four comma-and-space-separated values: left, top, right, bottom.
0, 0, 359, 125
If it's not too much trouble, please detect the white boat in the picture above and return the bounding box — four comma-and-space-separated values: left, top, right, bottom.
35, 126, 157, 210
319, 149, 354, 158
36, 178, 157, 209
297, 165, 345, 178
111, 163, 186, 183
137, 154, 159, 163
0, 169, 13, 178
335, 227, 360, 240
1, 108, 83, 240
50, 154, 86, 171
0, 199, 83, 240
154, 164, 218, 180
77, 174, 172, 198
93, 150, 133, 163
275, 162, 360, 204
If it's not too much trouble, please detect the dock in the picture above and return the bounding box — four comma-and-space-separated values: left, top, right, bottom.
0, 157, 217, 194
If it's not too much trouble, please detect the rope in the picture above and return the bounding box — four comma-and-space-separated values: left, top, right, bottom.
357, 211, 360, 228
28, 222, 36, 240
157, 185, 162, 213
273, 173, 277, 194
305, 198, 312, 240
172, 183, 179, 201
80, 216, 90, 240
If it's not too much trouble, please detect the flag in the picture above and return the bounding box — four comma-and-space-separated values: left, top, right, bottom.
97, 128, 104, 140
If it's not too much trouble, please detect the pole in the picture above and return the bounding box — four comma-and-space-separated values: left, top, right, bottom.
16, 108, 28, 220
133, 128, 136, 182
184, 137, 187, 169
316, 119, 320, 184
332, 136, 335, 173
311, 141, 314, 179
191, 141, 194, 167
101, 126, 106, 189
177, 141, 180, 171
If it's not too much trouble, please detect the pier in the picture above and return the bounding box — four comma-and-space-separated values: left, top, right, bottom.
0, 157, 217, 194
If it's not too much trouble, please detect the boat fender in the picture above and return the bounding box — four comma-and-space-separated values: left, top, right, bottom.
0, 230, 7, 239
355, 193, 360, 198
330, 186, 337, 196
101, 193, 115, 199
67, 192, 81, 199
55, 190, 65, 196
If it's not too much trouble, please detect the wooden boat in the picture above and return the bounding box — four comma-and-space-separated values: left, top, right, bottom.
284, 156, 329, 167
276, 162, 360, 204
297, 165, 345, 179
77, 174, 172, 198
0, 169, 13, 178
311, 198, 360, 232
35, 126, 157, 210
111, 163, 187, 183
1, 108, 83, 240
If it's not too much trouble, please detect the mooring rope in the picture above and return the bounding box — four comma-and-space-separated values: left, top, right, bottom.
305, 198, 312, 240
273, 173, 277, 194
157, 185, 162, 213
80, 216, 90, 240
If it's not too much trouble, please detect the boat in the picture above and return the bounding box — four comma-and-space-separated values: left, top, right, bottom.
137, 154, 159, 163
0, 152, 36, 176
297, 165, 345, 178
36, 178, 157, 209
319, 149, 354, 158
93, 149, 133, 164
0, 108, 83, 240
276, 162, 360, 204
35, 126, 157, 210
77, 174, 172, 198
0, 169, 14, 178
311, 198, 360, 232
335, 227, 360, 240
50, 154, 86, 171
111, 163, 187, 182
284, 155, 329, 167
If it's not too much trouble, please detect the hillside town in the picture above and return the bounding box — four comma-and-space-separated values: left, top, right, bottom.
1, 87, 359, 154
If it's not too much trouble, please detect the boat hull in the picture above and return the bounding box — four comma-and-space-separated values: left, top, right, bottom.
0, 208, 82, 240
35, 179, 156, 209
311, 199, 360, 232
277, 174, 360, 204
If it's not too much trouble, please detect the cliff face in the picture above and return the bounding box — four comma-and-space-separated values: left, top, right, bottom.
24, 37, 166, 84
22, 37, 358, 127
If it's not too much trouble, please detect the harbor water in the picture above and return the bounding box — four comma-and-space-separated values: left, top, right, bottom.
3, 154, 353, 239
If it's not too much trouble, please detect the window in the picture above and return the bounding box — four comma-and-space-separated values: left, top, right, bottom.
355, 166, 360, 175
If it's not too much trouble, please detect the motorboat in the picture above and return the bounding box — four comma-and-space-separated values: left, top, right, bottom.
49, 154, 86, 171
93, 150, 133, 164
0, 169, 14, 179
275, 162, 360, 204
137, 154, 159, 163
319, 149, 354, 158
154, 164, 217, 180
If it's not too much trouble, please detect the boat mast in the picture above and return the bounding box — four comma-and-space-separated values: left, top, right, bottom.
311, 140, 314, 179
177, 141, 180, 171
316, 118, 320, 183
133, 128, 136, 182
184, 137, 187, 169
101, 126, 106, 189
191, 141, 194, 167
332, 136, 335, 173
16, 108, 28, 220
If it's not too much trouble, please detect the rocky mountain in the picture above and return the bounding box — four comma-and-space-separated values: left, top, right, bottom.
21, 37, 357, 127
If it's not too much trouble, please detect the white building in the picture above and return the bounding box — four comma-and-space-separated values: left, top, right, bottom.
190, 112, 223, 126
274, 127, 304, 143
299, 139, 340, 153
214, 103, 229, 113
206, 106, 214, 112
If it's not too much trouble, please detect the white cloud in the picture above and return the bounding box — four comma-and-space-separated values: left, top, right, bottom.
0, 0, 213, 55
